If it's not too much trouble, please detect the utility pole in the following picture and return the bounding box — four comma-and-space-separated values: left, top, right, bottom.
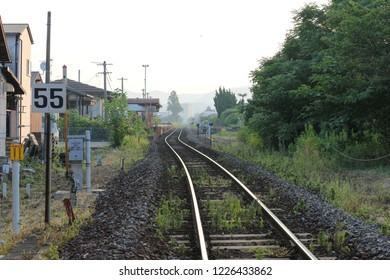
142, 64, 149, 98
45, 11, 52, 225
95, 61, 112, 119
118, 77, 127, 93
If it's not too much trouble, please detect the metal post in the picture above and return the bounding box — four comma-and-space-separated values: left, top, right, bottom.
12, 159, 20, 233
103, 61, 107, 103
118, 77, 127, 93
0, 202, 4, 245
121, 158, 125, 172
142, 64, 149, 98
26, 183, 30, 199
2, 183, 6, 199
210, 128, 212, 147
95, 61, 111, 120
63, 65, 69, 178
86, 130, 91, 193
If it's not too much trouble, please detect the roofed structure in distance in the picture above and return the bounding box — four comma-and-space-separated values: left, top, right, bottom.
52, 78, 113, 98
127, 98, 162, 110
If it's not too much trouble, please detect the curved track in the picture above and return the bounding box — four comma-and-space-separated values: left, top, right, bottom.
165, 128, 317, 260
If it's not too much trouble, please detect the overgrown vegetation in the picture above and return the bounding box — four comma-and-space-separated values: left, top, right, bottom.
0, 136, 149, 259
155, 194, 189, 240
58, 89, 149, 148
245, 0, 390, 151
207, 1, 390, 242
213, 126, 390, 235
204, 193, 264, 233
1, 90, 151, 258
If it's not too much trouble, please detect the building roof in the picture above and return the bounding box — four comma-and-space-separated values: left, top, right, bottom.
127, 98, 162, 107
51, 78, 112, 98
0, 16, 11, 63
3, 23, 34, 44
31, 71, 43, 84
1, 66, 25, 94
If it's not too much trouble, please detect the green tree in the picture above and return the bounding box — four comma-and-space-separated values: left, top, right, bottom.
246, 3, 329, 148
104, 90, 130, 147
220, 106, 243, 127
213, 87, 237, 118
105, 89, 147, 147
167, 90, 183, 123
311, 0, 390, 149
246, 0, 390, 151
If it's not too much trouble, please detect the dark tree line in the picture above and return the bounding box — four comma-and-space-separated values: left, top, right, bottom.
245, 0, 390, 151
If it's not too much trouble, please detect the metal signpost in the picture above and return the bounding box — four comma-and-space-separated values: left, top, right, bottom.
32, 83, 66, 225
32, 84, 66, 113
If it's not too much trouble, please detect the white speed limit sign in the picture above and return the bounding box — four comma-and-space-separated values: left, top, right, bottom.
32, 84, 66, 113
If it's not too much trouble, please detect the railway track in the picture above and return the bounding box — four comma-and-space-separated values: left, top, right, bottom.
164, 128, 318, 260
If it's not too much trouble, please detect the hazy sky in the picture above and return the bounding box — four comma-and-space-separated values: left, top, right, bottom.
2, 0, 329, 96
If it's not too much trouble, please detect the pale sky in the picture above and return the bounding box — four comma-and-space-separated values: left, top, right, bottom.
2, 0, 329, 96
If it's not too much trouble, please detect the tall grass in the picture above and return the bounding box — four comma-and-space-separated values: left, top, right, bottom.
0, 134, 150, 258
213, 126, 390, 234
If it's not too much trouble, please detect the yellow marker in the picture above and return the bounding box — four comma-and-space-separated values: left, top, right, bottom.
10, 144, 24, 161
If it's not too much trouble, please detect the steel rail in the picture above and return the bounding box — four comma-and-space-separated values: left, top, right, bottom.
165, 129, 209, 260
177, 128, 318, 260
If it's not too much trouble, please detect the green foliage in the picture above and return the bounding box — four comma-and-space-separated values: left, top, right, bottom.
292, 199, 306, 215
213, 87, 238, 119
166, 91, 183, 123
333, 224, 349, 253
220, 106, 243, 127
40, 244, 60, 260
58, 89, 148, 148
237, 126, 263, 150
292, 124, 331, 176
207, 193, 263, 232
155, 194, 189, 240
105, 90, 148, 147
213, 126, 390, 236
253, 247, 268, 260
199, 114, 219, 127
317, 231, 332, 252
246, 0, 390, 150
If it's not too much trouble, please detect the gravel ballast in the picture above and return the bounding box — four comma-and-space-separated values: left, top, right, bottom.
59, 129, 390, 260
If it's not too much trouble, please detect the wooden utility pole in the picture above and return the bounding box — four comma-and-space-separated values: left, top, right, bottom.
44, 11, 51, 225
118, 77, 127, 93
96, 61, 112, 119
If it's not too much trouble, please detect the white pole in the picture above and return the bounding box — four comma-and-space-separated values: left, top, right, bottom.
26, 183, 30, 199
0, 202, 4, 245
85, 129, 91, 193
2, 183, 6, 199
12, 159, 20, 233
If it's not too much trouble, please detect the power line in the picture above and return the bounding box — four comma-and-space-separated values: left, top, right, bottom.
93, 61, 112, 119
118, 77, 128, 93
330, 145, 390, 162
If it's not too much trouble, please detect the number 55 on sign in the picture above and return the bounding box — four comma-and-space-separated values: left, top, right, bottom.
32, 84, 66, 113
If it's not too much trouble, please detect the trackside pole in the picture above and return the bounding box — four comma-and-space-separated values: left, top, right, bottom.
12, 159, 20, 233
2, 183, 6, 199
0, 201, 4, 244
86, 130, 91, 193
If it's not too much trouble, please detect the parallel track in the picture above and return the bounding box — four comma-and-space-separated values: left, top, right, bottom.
165, 128, 317, 260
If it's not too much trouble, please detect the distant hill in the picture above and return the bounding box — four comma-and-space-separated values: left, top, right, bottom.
126, 86, 251, 115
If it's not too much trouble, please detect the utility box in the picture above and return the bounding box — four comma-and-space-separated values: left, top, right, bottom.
68, 135, 84, 194
68, 136, 84, 161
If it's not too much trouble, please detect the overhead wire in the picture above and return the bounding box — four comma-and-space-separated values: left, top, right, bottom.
330, 145, 390, 162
